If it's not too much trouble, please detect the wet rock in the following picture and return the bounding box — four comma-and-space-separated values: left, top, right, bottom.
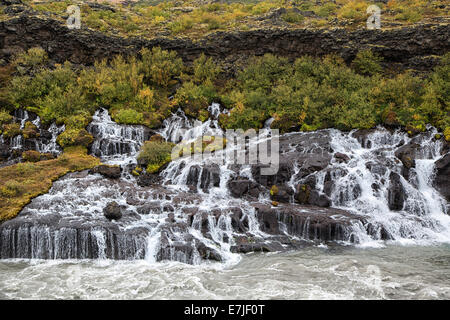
294, 184, 331, 207
388, 172, 406, 211
352, 129, 376, 148
136, 202, 162, 215
395, 143, 420, 169
199, 164, 220, 192
227, 178, 262, 199
251, 161, 293, 187
89, 165, 121, 179
137, 172, 160, 187
103, 201, 122, 220
196, 242, 222, 262
434, 153, 450, 202
186, 165, 201, 186
334, 152, 350, 163
253, 203, 365, 242
270, 184, 293, 203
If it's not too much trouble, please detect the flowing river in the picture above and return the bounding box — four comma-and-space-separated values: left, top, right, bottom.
0, 105, 449, 299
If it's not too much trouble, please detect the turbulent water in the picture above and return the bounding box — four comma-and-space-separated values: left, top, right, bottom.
1, 244, 449, 299
0, 105, 449, 299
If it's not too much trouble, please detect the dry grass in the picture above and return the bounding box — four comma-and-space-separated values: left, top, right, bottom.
0, 146, 100, 222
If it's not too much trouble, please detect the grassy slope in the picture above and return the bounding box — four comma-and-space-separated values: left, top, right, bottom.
0, 147, 100, 222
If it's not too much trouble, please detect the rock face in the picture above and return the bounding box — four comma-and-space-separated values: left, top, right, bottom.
0, 13, 448, 74
434, 153, 450, 202
388, 172, 406, 211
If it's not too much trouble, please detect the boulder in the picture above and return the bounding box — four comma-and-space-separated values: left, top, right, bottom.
294, 184, 331, 207
395, 143, 420, 169
89, 165, 121, 179
387, 172, 406, 211
103, 201, 122, 220
227, 179, 262, 199
434, 153, 450, 202
137, 172, 160, 187
334, 152, 350, 163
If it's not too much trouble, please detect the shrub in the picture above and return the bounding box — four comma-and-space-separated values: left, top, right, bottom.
140, 47, 183, 88
352, 49, 383, 75
174, 81, 212, 120
22, 121, 39, 139
2, 123, 21, 139
337, 0, 369, 23
57, 129, 93, 148
137, 140, 175, 173
13, 47, 48, 72
192, 54, 222, 84
0, 109, 12, 126
281, 11, 304, 23
22, 150, 41, 162
113, 108, 144, 125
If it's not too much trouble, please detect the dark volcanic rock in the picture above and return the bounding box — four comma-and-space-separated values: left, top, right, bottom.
395, 143, 420, 169
295, 184, 331, 207
89, 165, 121, 179
103, 201, 122, 220
434, 153, 450, 202
137, 172, 160, 186
253, 203, 366, 242
388, 172, 406, 210
227, 178, 262, 199
270, 184, 293, 203
0, 13, 447, 76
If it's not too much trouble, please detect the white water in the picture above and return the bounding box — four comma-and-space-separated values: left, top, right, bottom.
1, 106, 449, 264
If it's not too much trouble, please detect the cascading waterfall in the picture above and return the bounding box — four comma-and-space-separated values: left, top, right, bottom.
0, 109, 64, 155
1, 105, 449, 264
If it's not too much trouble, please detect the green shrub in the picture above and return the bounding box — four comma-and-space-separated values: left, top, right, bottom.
13, 47, 48, 71
113, 108, 144, 125
0, 109, 12, 126
140, 47, 183, 88
2, 123, 21, 139
352, 49, 383, 76
137, 140, 175, 173
281, 11, 304, 23
57, 129, 93, 148
22, 121, 39, 139
192, 54, 222, 84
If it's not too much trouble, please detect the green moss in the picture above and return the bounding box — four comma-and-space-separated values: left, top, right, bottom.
22, 150, 41, 163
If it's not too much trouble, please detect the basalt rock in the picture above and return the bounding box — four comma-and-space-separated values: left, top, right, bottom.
227, 178, 262, 199
89, 164, 121, 179
1, 13, 448, 76
388, 172, 406, 211
295, 184, 331, 208
434, 153, 450, 202
103, 201, 122, 220
253, 203, 368, 242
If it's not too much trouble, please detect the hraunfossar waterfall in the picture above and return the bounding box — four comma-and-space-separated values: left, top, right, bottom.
1, 0, 449, 302
1, 105, 449, 299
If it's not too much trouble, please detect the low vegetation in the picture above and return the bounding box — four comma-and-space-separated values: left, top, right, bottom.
3, 0, 446, 40
0, 146, 100, 221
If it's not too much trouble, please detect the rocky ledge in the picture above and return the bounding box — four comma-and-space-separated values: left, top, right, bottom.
0, 12, 449, 74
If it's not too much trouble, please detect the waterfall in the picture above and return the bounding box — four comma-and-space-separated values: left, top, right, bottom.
1, 106, 449, 264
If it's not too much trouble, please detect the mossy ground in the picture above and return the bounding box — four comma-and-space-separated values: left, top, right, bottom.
0, 146, 100, 222
7, 0, 448, 39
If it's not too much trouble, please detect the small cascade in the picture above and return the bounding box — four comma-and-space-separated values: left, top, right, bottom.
87, 108, 149, 161
0, 109, 64, 158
